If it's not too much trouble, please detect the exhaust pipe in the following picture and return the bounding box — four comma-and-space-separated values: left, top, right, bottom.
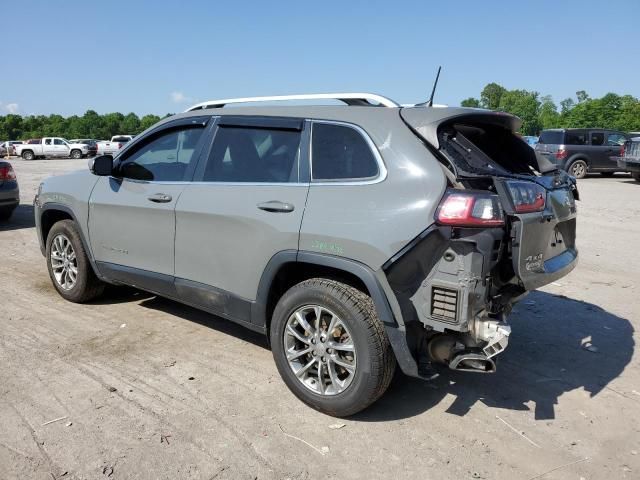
449, 352, 496, 373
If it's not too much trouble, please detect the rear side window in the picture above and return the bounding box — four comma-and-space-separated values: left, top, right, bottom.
118, 126, 205, 181
590, 132, 604, 146
538, 131, 564, 145
565, 131, 587, 145
311, 123, 379, 181
203, 127, 301, 183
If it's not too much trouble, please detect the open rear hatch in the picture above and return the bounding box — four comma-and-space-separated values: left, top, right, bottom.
401, 107, 578, 291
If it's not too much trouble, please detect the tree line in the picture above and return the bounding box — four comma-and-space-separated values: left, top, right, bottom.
461, 83, 640, 135
2, 86, 640, 140
0, 111, 168, 141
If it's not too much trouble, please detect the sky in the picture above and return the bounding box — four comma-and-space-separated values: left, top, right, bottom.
1, 0, 638, 117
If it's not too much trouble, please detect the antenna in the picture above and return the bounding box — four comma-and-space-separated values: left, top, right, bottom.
426, 66, 441, 107
414, 66, 442, 107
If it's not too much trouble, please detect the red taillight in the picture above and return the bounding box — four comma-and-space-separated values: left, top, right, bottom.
436, 190, 504, 227
118, 143, 123, 149
620, 145, 625, 157
555, 148, 567, 160
506, 181, 546, 213
0, 164, 16, 181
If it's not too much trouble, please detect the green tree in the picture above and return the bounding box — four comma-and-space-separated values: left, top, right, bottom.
121, 113, 140, 134
539, 95, 560, 129
140, 114, 161, 131
480, 82, 507, 110
498, 89, 541, 135
576, 90, 590, 103
461, 97, 481, 108
560, 98, 575, 114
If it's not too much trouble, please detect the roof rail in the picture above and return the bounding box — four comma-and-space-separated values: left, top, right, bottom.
184, 93, 400, 112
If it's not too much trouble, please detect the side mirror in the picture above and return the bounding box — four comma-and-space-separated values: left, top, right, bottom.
89, 155, 114, 176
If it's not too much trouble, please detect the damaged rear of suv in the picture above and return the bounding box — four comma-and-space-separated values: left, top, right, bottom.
35, 93, 577, 417
395, 108, 578, 374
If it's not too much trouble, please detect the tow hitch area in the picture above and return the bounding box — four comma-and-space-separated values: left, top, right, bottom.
425, 318, 511, 373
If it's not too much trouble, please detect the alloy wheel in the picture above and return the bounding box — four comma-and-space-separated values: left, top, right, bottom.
50, 234, 78, 290
571, 161, 586, 178
284, 305, 357, 396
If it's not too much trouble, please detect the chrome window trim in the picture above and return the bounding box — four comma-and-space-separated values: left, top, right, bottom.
309, 119, 388, 186
116, 178, 309, 187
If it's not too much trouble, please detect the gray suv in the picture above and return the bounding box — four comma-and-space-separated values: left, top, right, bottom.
34, 93, 579, 416
535, 128, 629, 178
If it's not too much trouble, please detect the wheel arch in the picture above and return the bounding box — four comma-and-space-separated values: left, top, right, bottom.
39, 203, 103, 279
254, 251, 421, 377
566, 154, 590, 168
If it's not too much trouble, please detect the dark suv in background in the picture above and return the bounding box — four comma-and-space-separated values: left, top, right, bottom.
535, 128, 629, 178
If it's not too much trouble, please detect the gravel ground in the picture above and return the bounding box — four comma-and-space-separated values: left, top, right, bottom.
1, 158, 638, 480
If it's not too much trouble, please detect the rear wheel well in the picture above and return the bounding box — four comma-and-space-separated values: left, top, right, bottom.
41, 209, 73, 245
265, 262, 370, 332
568, 156, 589, 166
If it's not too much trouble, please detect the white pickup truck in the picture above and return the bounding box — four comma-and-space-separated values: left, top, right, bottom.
16, 138, 91, 160
96, 135, 135, 157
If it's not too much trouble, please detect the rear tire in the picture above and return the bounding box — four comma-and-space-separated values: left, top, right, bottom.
270, 278, 396, 417
568, 159, 587, 179
70, 149, 82, 159
46, 219, 105, 302
22, 150, 34, 161
0, 206, 15, 220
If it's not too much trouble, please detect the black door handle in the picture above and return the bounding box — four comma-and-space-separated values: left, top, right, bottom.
257, 201, 295, 213
147, 193, 173, 203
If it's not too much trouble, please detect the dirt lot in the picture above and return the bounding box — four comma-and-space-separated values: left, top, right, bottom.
1, 158, 638, 480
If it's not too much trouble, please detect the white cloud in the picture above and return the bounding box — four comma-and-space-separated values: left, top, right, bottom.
5, 103, 19, 113
170, 91, 192, 104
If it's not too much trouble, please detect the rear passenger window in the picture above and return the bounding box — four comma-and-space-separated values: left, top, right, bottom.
203, 127, 301, 183
565, 131, 587, 145
590, 132, 604, 146
118, 126, 205, 181
312, 123, 379, 181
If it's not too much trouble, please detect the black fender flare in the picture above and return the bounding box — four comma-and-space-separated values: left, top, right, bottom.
565, 154, 590, 170
39, 202, 105, 281
253, 250, 421, 378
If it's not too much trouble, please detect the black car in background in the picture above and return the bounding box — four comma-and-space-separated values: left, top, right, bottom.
617, 138, 640, 182
0, 160, 19, 220
535, 128, 630, 178
68, 139, 98, 157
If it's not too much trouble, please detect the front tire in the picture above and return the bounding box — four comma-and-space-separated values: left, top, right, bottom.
70, 149, 82, 159
46, 220, 105, 302
568, 159, 588, 179
270, 278, 396, 417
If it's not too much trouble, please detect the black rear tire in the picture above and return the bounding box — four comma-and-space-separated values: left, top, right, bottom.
22, 150, 34, 161
270, 278, 396, 417
46, 219, 105, 302
568, 159, 588, 179
0, 206, 15, 220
